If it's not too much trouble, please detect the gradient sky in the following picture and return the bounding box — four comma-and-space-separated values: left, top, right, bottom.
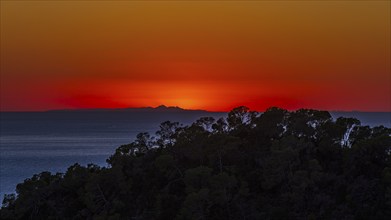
1, 0, 390, 111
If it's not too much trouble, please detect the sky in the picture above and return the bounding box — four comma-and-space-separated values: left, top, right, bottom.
1, 0, 390, 112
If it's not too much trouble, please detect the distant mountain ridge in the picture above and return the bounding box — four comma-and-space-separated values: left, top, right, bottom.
5, 105, 390, 114
46, 105, 210, 113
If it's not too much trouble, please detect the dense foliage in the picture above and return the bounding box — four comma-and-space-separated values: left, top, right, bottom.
1, 107, 391, 220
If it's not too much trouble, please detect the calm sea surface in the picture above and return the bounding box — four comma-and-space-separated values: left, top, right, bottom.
0, 111, 390, 199
0, 111, 225, 198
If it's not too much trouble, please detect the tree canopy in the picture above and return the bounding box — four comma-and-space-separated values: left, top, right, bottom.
1, 107, 391, 219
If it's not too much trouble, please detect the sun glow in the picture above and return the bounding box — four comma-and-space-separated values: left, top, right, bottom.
1, 1, 390, 111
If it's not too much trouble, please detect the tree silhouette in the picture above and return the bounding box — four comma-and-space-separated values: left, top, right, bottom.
1, 107, 390, 219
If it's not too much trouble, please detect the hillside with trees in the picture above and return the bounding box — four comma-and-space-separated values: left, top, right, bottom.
1, 107, 391, 220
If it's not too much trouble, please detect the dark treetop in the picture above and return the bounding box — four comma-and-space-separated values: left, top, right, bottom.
1, 107, 391, 220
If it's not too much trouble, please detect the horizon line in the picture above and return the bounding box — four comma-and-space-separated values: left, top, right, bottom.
1, 105, 391, 113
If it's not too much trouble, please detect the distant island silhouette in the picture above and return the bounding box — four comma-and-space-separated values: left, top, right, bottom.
40, 105, 391, 114
46, 105, 211, 113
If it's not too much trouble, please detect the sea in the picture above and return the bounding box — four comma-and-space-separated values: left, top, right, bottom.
0, 110, 390, 199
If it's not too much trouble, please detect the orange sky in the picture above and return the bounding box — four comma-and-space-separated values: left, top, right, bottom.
1, 1, 390, 111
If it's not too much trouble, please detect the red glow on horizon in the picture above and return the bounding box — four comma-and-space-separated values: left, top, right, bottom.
1, 1, 390, 112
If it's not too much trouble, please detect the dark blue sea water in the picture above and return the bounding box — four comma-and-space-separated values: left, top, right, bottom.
0, 111, 390, 199
0, 111, 225, 199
